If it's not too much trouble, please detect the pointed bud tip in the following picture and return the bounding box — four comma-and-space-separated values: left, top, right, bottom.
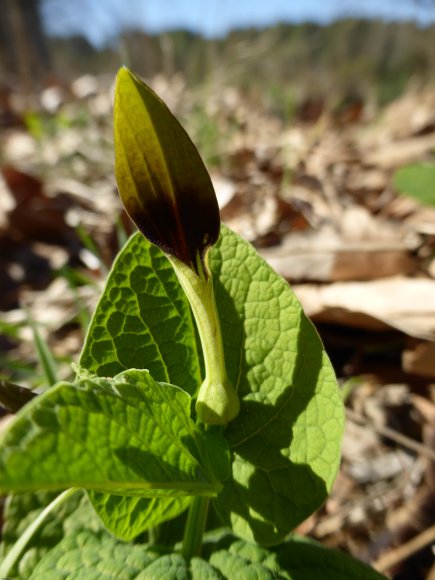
114, 67, 220, 271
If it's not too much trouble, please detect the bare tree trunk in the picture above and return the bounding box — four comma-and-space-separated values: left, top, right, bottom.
0, 0, 51, 94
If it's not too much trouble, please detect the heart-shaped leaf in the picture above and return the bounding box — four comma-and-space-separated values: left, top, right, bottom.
210, 227, 344, 544
80, 232, 202, 391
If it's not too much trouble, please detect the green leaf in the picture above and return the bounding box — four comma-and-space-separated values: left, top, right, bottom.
29, 530, 156, 579
114, 67, 220, 272
79, 232, 202, 392
78, 232, 204, 539
29, 531, 384, 579
393, 163, 435, 206
208, 537, 385, 579
209, 227, 344, 545
0, 369, 218, 496
87, 494, 191, 542
209, 545, 281, 579
0, 491, 101, 579
190, 557, 225, 579
87, 432, 229, 541
272, 536, 386, 579
140, 554, 190, 579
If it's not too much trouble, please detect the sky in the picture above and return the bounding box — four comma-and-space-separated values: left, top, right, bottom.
41, 0, 435, 47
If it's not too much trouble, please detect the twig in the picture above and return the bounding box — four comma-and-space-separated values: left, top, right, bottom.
373, 523, 435, 573
345, 408, 435, 462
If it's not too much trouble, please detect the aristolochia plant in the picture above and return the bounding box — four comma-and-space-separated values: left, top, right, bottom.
0, 68, 384, 579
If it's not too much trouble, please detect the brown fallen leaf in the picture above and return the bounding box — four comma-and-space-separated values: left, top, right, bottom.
294, 278, 435, 340
403, 341, 435, 379
260, 229, 414, 282
1, 164, 80, 247
364, 133, 435, 169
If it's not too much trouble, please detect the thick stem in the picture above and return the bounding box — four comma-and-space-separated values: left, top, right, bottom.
181, 496, 210, 561
0, 488, 78, 578
169, 253, 236, 558
168, 255, 239, 425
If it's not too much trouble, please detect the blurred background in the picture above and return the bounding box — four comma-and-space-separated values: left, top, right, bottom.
2, 1, 435, 104
1, 1, 435, 578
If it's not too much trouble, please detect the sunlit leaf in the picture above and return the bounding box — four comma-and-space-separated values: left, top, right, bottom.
0, 370, 218, 497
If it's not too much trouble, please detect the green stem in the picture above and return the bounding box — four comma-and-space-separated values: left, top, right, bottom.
181, 496, 210, 561
0, 488, 78, 577
170, 253, 234, 557
168, 254, 239, 425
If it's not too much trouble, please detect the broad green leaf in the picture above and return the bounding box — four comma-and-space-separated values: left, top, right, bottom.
393, 163, 435, 206
88, 432, 229, 540
0, 491, 99, 579
114, 67, 220, 272
0, 369, 217, 496
209, 538, 385, 579
209, 227, 344, 544
272, 536, 386, 579
30, 530, 384, 579
79, 232, 202, 393
190, 558, 225, 579
87, 494, 191, 542
140, 554, 190, 579
78, 233, 203, 538
29, 530, 156, 579
210, 547, 281, 578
